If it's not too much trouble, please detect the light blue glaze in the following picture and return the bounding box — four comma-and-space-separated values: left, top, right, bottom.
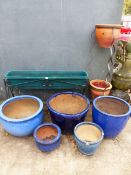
0, 95, 44, 137
74, 122, 104, 155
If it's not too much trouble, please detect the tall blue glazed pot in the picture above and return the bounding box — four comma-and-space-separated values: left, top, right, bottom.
0, 95, 44, 137
46, 92, 90, 134
92, 96, 131, 138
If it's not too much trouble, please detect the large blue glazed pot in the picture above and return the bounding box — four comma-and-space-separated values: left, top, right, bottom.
0, 95, 44, 137
74, 122, 104, 155
46, 92, 90, 134
33, 123, 61, 152
92, 96, 131, 138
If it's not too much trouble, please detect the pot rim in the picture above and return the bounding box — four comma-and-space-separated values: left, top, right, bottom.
95, 24, 122, 29
46, 91, 90, 119
90, 79, 112, 91
0, 95, 43, 122
74, 122, 104, 145
33, 123, 61, 145
93, 96, 131, 118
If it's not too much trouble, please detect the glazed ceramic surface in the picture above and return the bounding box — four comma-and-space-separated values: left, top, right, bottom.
90, 79, 112, 99
0, 95, 44, 137
34, 123, 61, 152
74, 122, 104, 155
92, 96, 131, 138
47, 92, 90, 134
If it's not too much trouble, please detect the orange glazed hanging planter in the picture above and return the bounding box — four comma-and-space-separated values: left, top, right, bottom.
95, 24, 122, 48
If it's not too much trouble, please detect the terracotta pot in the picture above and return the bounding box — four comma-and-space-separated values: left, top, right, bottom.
90, 80, 112, 99
95, 24, 121, 48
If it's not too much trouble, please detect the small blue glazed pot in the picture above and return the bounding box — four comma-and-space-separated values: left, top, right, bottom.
34, 123, 61, 152
92, 96, 131, 138
46, 92, 90, 134
74, 122, 104, 155
0, 95, 44, 137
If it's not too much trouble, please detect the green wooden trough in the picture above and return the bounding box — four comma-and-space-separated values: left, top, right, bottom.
4, 70, 89, 96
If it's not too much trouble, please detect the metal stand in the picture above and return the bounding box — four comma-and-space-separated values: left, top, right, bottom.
3, 78, 87, 98
106, 45, 115, 82
3, 79, 15, 98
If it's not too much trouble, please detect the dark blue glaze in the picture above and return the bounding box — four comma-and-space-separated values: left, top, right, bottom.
74, 122, 104, 155
46, 92, 90, 134
0, 95, 44, 137
92, 96, 131, 138
33, 123, 61, 152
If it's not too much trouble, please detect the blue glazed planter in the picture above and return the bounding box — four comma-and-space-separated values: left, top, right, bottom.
74, 122, 104, 155
92, 96, 131, 138
33, 123, 61, 152
0, 95, 44, 137
46, 92, 90, 134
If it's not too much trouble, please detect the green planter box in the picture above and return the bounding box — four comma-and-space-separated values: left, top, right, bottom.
5, 70, 89, 90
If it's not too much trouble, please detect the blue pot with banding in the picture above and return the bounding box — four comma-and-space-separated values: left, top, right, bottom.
74, 122, 104, 155
0, 95, 44, 137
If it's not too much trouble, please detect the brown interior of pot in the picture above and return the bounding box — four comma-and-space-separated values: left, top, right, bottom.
37, 126, 58, 141
3, 98, 39, 119
49, 94, 87, 115
96, 98, 129, 115
76, 124, 101, 142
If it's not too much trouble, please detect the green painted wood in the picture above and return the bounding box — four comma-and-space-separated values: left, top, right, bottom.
5, 71, 89, 90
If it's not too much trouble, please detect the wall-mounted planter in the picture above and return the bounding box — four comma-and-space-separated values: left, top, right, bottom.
74, 122, 104, 155
0, 95, 44, 137
47, 92, 90, 134
34, 123, 61, 152
95, 24, 121, 48
90, 79, 112, 99
92, 96, 131, 138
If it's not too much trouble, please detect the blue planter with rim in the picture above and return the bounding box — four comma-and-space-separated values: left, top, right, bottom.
92, 96, 131, 138
46, 92, 90, 134
33, 123, 61, 152
0, 95, 44, 137
74, 122, 104, 155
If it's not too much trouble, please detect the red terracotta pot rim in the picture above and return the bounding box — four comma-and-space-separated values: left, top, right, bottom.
90, 80, 112, 91
95, 24, 122, 29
